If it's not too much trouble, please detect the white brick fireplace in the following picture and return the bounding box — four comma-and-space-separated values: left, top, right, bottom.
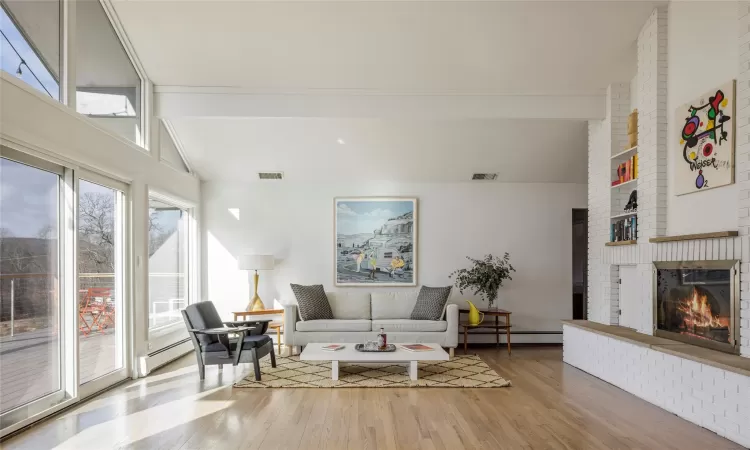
566, 3, 750, 447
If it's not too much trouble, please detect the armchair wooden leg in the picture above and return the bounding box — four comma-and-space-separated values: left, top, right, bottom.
194, 350, 206, 380
270, 345, 277, 368
251, 348, 261, 381
449, 348, 454, 358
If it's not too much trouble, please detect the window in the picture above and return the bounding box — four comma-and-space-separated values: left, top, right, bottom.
0, 152, 62, 415
0, 1, 60, 99
148, 197, 188, 329
76, 0, 142, 145
78, 179, 125, 384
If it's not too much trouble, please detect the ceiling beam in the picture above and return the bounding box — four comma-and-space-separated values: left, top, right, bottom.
154, 87, 605, 120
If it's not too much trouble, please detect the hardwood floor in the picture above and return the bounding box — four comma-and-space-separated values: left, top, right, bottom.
2, 346, 742, 449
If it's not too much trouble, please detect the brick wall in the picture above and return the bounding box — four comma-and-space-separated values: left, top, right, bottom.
588, 84, 631, 325
564, 325, 750, 447
636, 7, 668, 241
572, 4, 750, 448
738, 1, 750, 358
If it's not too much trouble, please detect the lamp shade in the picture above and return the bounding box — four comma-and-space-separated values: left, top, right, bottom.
238, 254, 274, 270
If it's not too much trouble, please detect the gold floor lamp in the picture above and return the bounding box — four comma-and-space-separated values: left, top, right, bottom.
238, 254, 274, 311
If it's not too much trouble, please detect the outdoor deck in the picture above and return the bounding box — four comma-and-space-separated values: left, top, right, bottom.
0, 328, 116, 413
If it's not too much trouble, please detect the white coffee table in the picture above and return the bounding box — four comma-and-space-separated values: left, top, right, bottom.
299, 343, 449, 381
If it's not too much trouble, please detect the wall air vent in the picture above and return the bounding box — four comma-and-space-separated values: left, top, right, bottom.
471, 173, 498, 181
258, 172, 284, 180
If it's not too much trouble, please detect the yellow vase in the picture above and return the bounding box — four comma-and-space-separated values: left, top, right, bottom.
467, 301, 484, 325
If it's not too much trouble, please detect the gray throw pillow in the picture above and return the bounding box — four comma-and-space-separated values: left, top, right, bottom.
410, 286, 452, 320
290, 284, 334, 321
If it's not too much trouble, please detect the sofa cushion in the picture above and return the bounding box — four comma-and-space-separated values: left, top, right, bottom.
410, 286, 452, 320
290, 284, 334, 320
371, 291, 419, 319
326, 292, 371, 320
296, 319, 372, 332
371, 319, 447, 333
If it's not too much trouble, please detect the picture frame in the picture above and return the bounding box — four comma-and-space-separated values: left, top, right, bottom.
334, 197, 417, 287
674, 80, 736, 195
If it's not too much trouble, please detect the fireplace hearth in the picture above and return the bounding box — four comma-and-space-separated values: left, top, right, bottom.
653, 261, 739, 354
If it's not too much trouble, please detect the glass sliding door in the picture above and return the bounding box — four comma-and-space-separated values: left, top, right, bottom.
0, 149, 66, 427
77, 177, 127, 388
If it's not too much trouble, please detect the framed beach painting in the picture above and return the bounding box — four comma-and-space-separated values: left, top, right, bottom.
334, 197, 417, 286
674, 80, 736, 195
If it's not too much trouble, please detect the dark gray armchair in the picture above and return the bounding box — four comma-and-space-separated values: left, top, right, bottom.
182, 301, 276, 381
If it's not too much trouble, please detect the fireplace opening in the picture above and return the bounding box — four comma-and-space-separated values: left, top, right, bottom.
654, 261, 739, 354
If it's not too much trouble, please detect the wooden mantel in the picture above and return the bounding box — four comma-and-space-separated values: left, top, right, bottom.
648, 231, 738, 243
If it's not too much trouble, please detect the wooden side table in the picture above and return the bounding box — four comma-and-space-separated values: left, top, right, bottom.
232, 309, 284, 354
458, 308, 512, 355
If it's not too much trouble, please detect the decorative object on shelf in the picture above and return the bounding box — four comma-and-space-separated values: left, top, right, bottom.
624, 190, 637, 212
627, 109, 638, 148
238, 254, 275, 311
335, 197, 417, 286
466, 300, 485, 325
675, 80, 735, 195
450, 253, 515, 309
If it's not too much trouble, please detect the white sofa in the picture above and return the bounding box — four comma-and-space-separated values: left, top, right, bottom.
283, 291, 458, 355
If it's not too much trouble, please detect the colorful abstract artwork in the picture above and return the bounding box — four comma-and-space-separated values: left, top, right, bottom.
675, 80, 735, 195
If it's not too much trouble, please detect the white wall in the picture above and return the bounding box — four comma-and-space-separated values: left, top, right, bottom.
666, 1, 739, 235
202, 181, 587, 339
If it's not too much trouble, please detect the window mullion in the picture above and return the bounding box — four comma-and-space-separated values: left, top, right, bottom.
60, 0, 76, 109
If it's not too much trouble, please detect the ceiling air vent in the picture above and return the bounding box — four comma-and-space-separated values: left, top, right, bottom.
471, 173, 498, 181
258, 172, 283, 180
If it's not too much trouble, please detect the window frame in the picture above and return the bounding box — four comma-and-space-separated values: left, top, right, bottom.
146, 191, 196, 338
0, 0, 62, 99
0, 144, 74, 437
71, 0, 148, 149
75, 170, 132, 396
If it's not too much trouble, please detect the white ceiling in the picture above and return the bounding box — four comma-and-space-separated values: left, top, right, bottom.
170, 118, 588, 183
113, 1, 657, 94
111, 1, 657, 183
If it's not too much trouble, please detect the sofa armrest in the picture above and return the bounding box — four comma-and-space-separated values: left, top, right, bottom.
444, 304, 459, 348
283, 304, 298, 345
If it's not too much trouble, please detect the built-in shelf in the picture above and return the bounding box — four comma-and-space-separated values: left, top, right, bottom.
605, 240, 637, 246
648, 231, 739, 243
610, 146, 638, 160
610, 211, 637, 220
611, 178, 637, 189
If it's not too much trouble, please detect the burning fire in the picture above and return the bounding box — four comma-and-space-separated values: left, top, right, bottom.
676, 287, 725, 329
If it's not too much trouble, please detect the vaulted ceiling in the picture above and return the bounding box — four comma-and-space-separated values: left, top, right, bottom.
111, 0, 661, 182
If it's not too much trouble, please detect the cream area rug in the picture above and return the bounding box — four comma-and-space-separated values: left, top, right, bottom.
233, 354, 511, 388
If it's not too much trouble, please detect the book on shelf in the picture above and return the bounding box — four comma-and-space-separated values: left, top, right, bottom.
322, 344, 345, 351
399, 344, 433, 352
613, 154, 638, 186
610, 216, 638, 243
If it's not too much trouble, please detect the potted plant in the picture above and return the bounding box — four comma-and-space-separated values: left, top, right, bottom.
449, 253, 516, 309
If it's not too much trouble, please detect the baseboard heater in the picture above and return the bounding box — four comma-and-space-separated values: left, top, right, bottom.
141, 339, 192, 376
